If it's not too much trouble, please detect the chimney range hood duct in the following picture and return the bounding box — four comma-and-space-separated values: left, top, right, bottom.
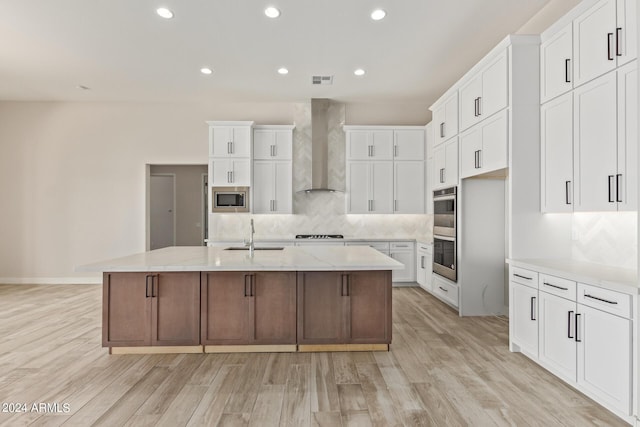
298, 98, 341, 193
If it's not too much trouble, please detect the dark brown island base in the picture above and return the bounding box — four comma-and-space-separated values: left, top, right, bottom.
82, 246, 402, 354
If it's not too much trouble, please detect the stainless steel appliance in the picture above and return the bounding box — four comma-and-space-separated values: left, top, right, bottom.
433, 187, 457, 281
211, 186, 249, 213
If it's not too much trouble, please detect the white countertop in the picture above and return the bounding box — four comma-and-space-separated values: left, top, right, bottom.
78, 245, 405, 273
507, 258, 639, 294
205, 237, 419, 243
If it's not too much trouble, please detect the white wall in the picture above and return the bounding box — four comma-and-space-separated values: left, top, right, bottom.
0, 101, 429, 283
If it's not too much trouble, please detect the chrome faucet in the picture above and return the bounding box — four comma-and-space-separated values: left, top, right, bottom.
248, 218, 255, 257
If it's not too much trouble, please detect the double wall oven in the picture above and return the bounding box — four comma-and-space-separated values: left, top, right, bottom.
433, 187, 457, 282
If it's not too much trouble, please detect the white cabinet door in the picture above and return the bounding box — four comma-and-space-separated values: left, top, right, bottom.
459, 76, 482, 132
539, 292, 577, 382
573, 71, 618, 212
573, 0, 617, 86
443, 138, 458, 188
252, 130, 274, 160
252, 162, 273, 213
479, 109, 508, 174
480, 49, 508, 120
433, 144, 446, 189
346, 162, 369, 213
273, 161, 292, 213
616, 0, 637, 66
616, 61, 637, 210
577, 304, 631, 415
211, 127, 251, 158
273, 130, 293, 160
511, 282, 539, 357
346, 130, 394, 160
371, 131, 394, 160
541, 22, 574, 102
371, 162, 394, 213
394, 130, 424, 160
416, 249, 429, 288
433, 93, 459, 145
210, 159, 250, 186
541, 93, 574, 212
459, 126, 482, 179
346, 131, 371, 160
394, 161, 425, 213
390, 250, 414, 282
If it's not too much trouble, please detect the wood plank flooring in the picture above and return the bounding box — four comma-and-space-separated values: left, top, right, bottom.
0, 284, 628, 426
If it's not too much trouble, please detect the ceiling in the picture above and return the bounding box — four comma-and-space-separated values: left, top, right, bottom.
0, 0, 552, 105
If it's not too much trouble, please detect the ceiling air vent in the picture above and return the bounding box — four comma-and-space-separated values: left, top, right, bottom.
312, 75, 333, 85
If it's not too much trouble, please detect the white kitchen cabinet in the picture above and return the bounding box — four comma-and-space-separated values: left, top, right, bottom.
511, 282, 539, 357
432, 274, 458, 308
389, 242, 415, 283
210, 159, 251, 186
573, 0, 637, 86
253, 126, 294, 160
541, 22, 574, 102
538, 290, 577, 382
616, 61, 637, 210
431, 91, 459, 146
416, 242, 432, 291
573, 71, 618, 211
393, 129, 425, 160
433, 137, 458, 190
209, 123, 252, 158
252, 161, 292, 214
346, 161, 393, 214
459, 109, 508, 179
425, 123, 434, 215
459, 49, 508, 132
394, 161, 425, 213
346, 130, 394, 160
541, 92, 574, 212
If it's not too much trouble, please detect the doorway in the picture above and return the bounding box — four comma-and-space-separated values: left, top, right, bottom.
150, 174, 176, 250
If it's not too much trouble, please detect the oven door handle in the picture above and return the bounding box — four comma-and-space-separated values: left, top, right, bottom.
433, 235, 455, 242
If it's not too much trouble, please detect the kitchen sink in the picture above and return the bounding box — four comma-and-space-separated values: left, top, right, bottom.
224, 247, 285, 251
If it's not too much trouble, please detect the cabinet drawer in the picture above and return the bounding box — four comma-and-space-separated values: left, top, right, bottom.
433, 277, 459, 308
390, 242, 413, 250
347, 241, 390, 252
510, 266, 538, 288
417, 243, 432, 252
577, 283, 631, 318
539, 274, 576, 301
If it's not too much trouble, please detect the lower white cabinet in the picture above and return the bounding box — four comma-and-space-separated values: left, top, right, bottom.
416, 243, 432, 291
432, 274, 458, 308
389, 242, 415, 282
508, 264, 634, 421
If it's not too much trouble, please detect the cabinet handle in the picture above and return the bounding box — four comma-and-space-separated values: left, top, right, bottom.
439, 286, 448, 293
608, 175, 615, 202
565, 59, 571, 83
442, 168, 446, 183
543, 281, 568, 291
575, 313, 581, 342
477, 97, 482, 116
530, 296, 536, 321
227, 141, 232, 154
607, 33, 614, 60
145, 275, 152, 298
513, 273, 532, 281
244, 274, 250, 297
616, 27, 622, 57
565, 181, 572, 205
616, 174, 622, 203
584, 294, 618, 305
567, 311, 574, 339
151, 275, 157, 298
474, 98, 478, 117
250, 274, 255, 297
341, 274, 349, 296
439, 168, 443, 183
227, 171, 231, 183
394, 145, 398, 157
421, 256, 425, 269
440, 122, 445, 138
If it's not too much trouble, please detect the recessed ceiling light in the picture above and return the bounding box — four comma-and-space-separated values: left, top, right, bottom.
354, 69, 366, 76
264, 7, 280, 18
370, 9, 386, 21
156, 7, 174, 19
278, 67, 289, 75
200, 67, 213, 75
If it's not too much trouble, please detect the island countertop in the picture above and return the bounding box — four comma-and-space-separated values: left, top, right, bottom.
79, 245, 404, 272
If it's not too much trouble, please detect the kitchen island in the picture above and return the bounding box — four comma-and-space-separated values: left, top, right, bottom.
80, 245, 403, 354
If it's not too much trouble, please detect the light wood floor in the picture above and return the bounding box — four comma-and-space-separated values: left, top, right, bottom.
0, 284, 627, 426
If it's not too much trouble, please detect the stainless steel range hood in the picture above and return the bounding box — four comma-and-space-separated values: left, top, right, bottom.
298, 98, 341, 193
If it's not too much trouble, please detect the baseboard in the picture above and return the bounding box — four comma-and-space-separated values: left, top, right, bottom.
0, 277, 102, 285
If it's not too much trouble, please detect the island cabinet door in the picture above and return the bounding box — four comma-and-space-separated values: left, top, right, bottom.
297, 272, 347, 344
103, 272, 152, 347
201, 272, 253, 344
151, 272, 200, 346
252, 272, 297, 344
347, 271, 392, 344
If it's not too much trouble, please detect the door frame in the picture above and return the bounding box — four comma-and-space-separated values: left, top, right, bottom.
146, 168, 177, 251
201, 172, 208, 245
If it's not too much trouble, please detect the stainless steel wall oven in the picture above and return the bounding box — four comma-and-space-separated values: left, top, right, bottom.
433, 187, 457, 281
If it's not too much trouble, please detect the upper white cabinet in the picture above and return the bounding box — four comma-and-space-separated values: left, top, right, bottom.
541, 22, 574, 102
431, 91, 459, 146
541, 92, 574, 212
346, 130, 393, 160
253, 126, 293, 160
432, 137, 458, 190
459, 49, 508, 132
208, 122, 253, 158
459, 110, 508, 179
345, 126, 425, 214
210, 159, 251, 186
573, 0, 637, 87
616, 61, 638, 211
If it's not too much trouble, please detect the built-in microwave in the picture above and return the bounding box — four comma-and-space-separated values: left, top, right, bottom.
212, 186, 249, 213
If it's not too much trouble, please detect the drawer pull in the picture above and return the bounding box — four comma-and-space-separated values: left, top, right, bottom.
438, 286, 448, 293
543, 282, 568, 291
513, 273, 532, 280
584, 294, 618, 305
